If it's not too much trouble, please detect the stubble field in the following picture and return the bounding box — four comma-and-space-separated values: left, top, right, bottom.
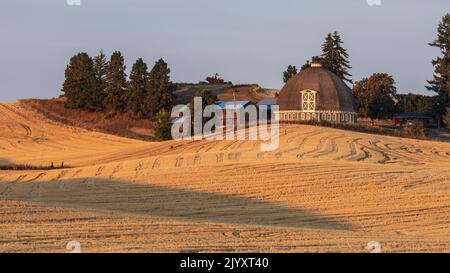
0, 102, 449, 252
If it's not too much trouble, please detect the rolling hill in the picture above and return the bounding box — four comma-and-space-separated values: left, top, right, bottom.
0, 102, 450, 252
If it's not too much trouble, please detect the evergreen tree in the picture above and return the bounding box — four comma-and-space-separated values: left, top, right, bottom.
146, 58, 173, 117
154, 110, 172, 140
61, 52, 97, 110
189, 89, 219, 129
444, 108, 450, 127
321, 32, 352, 83
127, 58, 149, 118
301, 60, 311, 70
321, 33, 335, 71
427, 13, 450, 127
193, 89, 219, 107
104, 51, 127, 112
188, 89, 219, 117
283, 65, 298, 83
93, 50, 108, 109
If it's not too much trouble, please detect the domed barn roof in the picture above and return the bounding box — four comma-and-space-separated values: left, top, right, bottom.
278, 66, 358, 113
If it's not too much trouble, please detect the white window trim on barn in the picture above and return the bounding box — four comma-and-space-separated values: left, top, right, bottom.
300, 89, 317, 112
275, 109, 359, 123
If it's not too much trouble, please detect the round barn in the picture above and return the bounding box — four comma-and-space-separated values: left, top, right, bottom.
277, 62, 359, 123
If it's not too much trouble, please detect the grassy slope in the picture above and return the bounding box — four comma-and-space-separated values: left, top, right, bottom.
20, 98, 156, 141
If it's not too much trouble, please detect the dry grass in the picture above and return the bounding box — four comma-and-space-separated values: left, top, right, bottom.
173, 84, 277, 104
20, 99, 155, 141
0, 102, 450, 253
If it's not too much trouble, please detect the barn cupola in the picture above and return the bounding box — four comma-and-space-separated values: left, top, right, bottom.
310, 56, 323, 68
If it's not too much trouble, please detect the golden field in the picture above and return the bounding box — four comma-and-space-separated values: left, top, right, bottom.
0, 102, 450, 252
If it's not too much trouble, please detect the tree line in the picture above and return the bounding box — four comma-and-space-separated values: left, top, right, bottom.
353, 75, 437, 120
283, 14, 450, 127
62, 51, 174, 119
355, 13, 449, 125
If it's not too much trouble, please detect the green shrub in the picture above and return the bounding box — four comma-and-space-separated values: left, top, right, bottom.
154, 110, 172, 141
403, 122, 428, 138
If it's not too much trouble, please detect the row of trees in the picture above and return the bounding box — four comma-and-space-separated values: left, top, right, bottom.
396, 93, 434, 114
354, 13, 450, 125
353, 75, 438, 120
62, 51, 174, 119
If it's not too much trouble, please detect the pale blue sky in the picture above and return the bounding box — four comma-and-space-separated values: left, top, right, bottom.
0, 0, 448, 101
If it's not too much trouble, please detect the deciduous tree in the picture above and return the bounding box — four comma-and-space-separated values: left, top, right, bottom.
353, 73, 397, 119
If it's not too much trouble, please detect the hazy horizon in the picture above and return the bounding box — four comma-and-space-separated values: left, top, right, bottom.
0, 0, 449, 101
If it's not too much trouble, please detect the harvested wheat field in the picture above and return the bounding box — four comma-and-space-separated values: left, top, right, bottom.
0, 102, 450, 253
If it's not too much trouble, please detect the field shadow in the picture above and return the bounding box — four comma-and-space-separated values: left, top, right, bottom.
0, 158, 11, 166
0, 157, 71, 170
0, 178, 354, 231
